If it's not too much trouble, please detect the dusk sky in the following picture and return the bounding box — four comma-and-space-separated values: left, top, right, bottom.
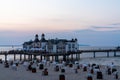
0, 0, 120, 46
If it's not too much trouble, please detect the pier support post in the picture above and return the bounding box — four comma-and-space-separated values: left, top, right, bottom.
52, 56, 54, 61
55, 56, 56, 61
55, 55, 58, 62
44, 55, 46, 60
66, 55, 69, 61
24, 54, 26, 60
93, 52, 96, 58
14, 54, 16, 61
33, 55, 36, 60
114, 51, 116, 57
63, 55, 66, 61
28, 55, 30, 61
107, 52, 109, 57
40, 55, 42, 61
20, 54, 22, 61
31, 55, 33, 60
71, 54, 73, 61
5, 54, 7, 61
57, 55, 59, 61
76, 54, 78, 60
46, 55, 50, 61
30, 55, 32, 61
78, 54, 80, 60
48, 56, 50, 61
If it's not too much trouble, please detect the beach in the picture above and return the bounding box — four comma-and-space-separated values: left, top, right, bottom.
0, 57, 120, 80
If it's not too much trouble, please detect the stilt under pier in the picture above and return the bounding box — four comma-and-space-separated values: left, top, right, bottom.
40, 55, 43, 61
14, 54, 16, 61
107, 52, 109, 57
114, 51, 116, 57
24, 54, 26, 60
71, 54, 73, 60
20, 54, 22, 61
52, 56, 54, 61
5, 54, 7, 61
63, 55, 66, 61
55, 55, 58, 62
93, 52, 96, 58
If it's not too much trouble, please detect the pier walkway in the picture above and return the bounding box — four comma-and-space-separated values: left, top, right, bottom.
0, 47, 120, 61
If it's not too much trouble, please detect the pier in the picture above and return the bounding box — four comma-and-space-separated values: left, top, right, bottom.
0, 48, 120, 61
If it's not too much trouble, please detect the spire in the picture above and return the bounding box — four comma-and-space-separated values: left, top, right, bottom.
34, 34, 39, 42
42, 33, 45, 37
35, 34, 38, 39
41, 33, 46, 42
75, 38, 77, 41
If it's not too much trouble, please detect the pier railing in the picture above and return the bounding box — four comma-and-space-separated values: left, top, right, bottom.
0, 47, 120, 55
0, 47, 120, 61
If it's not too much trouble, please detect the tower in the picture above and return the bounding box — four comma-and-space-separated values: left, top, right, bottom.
41, 33, 45, 39
41, 33, 46, 42
35, 34, 38, 39
34, 34, 39, 42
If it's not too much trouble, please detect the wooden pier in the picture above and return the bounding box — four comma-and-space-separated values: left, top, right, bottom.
0, 48, 120, 61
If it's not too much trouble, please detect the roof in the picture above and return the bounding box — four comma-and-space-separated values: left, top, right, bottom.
34, 38, 40, 42
23, 34, 77, 45
34, 34, 40, 42
23, 40, 33, 45
41, 38, 47, 42
48, 39, 68, 44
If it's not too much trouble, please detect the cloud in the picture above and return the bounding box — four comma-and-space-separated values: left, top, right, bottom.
91, 23, 120, 31
92, 26, 117, 29
111, 23, 120, 25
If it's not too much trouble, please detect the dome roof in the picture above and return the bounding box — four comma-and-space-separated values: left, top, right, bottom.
34, 34, 40, 42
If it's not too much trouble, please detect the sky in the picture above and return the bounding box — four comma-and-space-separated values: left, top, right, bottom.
0, 0, 120, 46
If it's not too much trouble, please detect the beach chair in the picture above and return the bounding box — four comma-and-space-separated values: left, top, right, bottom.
32, 68, 36, 73
54, 66, 59, 72
87, 74, 93, 80
97, 71, 103, 79
115, 73, 118, 79
4, 62, 9, 68
112, 68, 117, 73
0, 59, 2, 64
90, 68, 94, 74
27, 64, 32, 71
107, 68, 111, 75
39, 64, 44, 70
61, 68, 65, 73
59, 74, 65, 80
42, 68, 48, 76
83, 66, 87, 71
77, 65, 80, 69
69, 63, 73, 67
75, 69, 78, 73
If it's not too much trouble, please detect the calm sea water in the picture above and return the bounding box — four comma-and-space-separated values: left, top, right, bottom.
0, 46, 22, 51
0, 46, 119, 60
0, 46, 22, 60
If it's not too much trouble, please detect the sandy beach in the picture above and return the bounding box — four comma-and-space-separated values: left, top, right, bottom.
0, 57, 120, 80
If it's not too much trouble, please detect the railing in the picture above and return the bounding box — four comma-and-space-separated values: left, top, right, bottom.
0, 47, 120, 55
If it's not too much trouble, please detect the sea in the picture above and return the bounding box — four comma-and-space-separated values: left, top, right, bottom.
0, 45, 22, 60
0, 45, 120, 60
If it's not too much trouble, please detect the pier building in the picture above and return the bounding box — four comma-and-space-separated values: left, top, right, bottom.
23, 34, 79, 53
